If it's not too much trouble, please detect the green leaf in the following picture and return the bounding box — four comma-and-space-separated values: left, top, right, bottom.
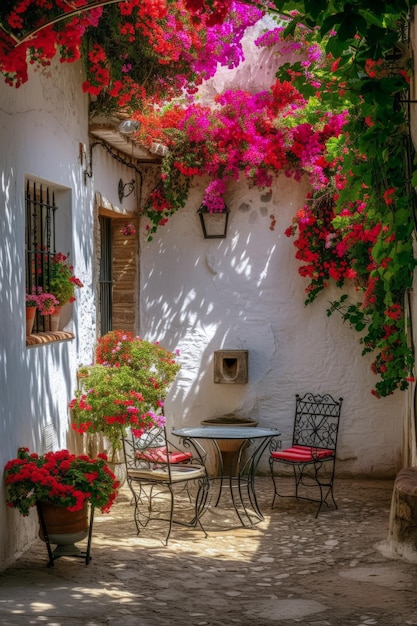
320, 13, 344, 37
411, 169, 417, 187
304, 0, 329, 18
325, 35, 349, 57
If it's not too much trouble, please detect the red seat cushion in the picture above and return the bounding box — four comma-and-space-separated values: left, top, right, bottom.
136, 447, 193, 464
271, 445, 334, 462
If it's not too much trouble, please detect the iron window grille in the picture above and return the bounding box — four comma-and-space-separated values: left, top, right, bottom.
25, 179, 58, 333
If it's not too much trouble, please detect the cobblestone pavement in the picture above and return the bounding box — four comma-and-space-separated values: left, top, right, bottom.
1, 477, 417, 626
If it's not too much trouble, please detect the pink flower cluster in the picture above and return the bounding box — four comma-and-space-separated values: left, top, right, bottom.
120, 223, 136, 236
145, 81, 347, 216
26, 288, 59, 315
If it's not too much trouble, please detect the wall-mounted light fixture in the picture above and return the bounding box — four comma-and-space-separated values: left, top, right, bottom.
149, 142, 169, 157
118, 119, 140, 135
197, 204, 229, 239
118, 178, 136, 203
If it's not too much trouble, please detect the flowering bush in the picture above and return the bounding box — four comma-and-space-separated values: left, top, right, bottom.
135, 10, 416, 396
95, 331, 181, 396
47, 253, 83, 306
0, 3, 103, 88
81, 1, 260, 114
139, 84, 347, 239
0, 1, 257, 113
70, 331, 181, 456
4, 448, 119, 516
70, 364, 167, 456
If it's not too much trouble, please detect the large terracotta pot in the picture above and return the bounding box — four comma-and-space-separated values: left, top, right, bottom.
38, 502, 89, 557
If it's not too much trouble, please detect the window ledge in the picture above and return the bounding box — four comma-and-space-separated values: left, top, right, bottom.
26, 331, 75, 347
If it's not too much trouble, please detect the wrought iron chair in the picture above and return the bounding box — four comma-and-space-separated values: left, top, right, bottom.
122, 426, 210, 544
270, 392, 343, 517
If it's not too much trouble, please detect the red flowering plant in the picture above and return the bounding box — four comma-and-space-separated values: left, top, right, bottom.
4, 447, 119, 516
47, 253, 84, 306
139, 80, 347, 239
81, 1, 261, 114
0, 0, 256, 113
276, 10, 416, 397
70, 331, 181, 457
0, 1, 103, 88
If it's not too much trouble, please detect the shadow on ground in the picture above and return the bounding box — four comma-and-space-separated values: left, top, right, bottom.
0, 477, 416, 626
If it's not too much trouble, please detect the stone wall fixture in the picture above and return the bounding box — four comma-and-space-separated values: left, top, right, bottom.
213, 350, 248, 384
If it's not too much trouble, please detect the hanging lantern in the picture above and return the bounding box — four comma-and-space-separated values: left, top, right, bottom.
197, 204, 229, 239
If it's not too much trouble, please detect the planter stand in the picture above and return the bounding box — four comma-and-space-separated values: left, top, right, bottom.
36, 502, 95, 568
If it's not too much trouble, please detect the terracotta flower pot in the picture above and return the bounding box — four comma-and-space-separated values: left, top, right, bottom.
49, 306, 62, 332
26, 306, 37, 336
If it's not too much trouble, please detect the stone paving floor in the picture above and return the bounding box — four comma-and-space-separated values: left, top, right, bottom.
0, 476, 417, 626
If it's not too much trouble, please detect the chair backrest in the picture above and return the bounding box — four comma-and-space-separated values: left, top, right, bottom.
292, 392, 343, 451
122, 425, 174, 479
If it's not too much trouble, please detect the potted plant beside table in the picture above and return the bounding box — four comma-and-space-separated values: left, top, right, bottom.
70, 331, 181, 475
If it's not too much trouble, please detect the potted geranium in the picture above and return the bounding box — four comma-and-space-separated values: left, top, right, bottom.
70, 331, 181, 461
4, 447, 119, 516
25, 291, 39, 336
5, 447, 119, 561
47, 252, 83, 307
25, 289, 59, 335
43, 252, 83, 331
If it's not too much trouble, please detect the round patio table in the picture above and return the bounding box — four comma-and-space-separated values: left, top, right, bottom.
172, 426, 280, 527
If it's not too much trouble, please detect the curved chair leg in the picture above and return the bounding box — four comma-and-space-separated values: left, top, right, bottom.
271, 458, 337, 517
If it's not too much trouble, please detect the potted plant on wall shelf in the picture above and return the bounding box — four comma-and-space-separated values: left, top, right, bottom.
25, 289, 59, 336
70, 331, 181, 473
46, 253, 83, 331
4, 447, 119, 560
25, 291, 39, 336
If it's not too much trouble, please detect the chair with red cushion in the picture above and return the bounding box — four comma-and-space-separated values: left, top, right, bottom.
270, 392, 343, 517
122, 426, 209, 544
135, 446, 193, 464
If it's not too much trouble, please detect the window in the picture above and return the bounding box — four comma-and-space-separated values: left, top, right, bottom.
26, 179, 58, 333
99, 216, 112, 336
25, 178, 74, 343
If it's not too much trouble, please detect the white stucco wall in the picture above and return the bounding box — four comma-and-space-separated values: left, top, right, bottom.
139, 175, 404, 477
0, 60, 96, 569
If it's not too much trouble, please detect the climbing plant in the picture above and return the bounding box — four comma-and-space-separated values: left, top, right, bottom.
135, 6, 417, 397
270, 1, 417, 397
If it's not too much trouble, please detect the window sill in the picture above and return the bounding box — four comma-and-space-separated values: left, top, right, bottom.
26, 331, 75, 347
